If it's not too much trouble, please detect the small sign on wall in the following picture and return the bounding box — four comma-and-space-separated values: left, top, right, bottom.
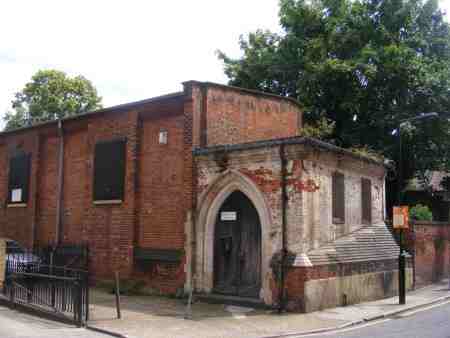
11, 189, 22, 203
393, 206, 409, 229
221, 211, 237, 221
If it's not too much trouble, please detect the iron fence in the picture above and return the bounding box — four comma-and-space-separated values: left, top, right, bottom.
2, 244, 89, 326
3, 266, 89, 326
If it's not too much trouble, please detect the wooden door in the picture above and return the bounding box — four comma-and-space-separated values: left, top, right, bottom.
213, 191, 261, 298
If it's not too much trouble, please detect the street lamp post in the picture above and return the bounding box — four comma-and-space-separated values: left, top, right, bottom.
396, 112, 439, 305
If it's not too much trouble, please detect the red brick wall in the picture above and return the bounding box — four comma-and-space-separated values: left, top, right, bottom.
283, 259, 403, 311
205, 85, 301, 146
407, 221, 450, 287
133, 108, 187, 293
36, 136, 59, 246
0, 94, 188, 294
0, 132, 40, 248
82, 110, 139, 279
137, 114, 185, 249
62, 130, 88, 244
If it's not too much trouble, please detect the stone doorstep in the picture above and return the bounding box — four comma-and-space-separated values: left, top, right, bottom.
194, 293, 269, 310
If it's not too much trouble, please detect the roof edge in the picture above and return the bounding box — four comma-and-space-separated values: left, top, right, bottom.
193, 136, 386, 167
0, 91, 185, 137
183, 80, 302, 109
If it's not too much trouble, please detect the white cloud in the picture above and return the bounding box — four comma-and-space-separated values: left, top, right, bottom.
0, 0, 281, 129
1, 0, 449, 130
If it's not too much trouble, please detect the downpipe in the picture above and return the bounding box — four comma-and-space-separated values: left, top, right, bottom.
278, 144, 288, 313
55, 120, 64, 246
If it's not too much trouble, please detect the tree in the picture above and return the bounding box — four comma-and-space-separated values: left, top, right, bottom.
4, 69, 102, 130
218, 0, 450, 202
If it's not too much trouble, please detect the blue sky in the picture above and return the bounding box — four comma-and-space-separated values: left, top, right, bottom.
0, 0, 449, 129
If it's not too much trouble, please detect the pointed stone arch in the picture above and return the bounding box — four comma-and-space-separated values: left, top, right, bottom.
195, 169, 274, 304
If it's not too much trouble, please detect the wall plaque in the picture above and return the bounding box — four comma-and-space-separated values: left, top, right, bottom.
220, 211, 237, 221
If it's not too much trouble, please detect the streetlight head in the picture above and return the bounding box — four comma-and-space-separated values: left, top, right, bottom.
400, 112, 439, 126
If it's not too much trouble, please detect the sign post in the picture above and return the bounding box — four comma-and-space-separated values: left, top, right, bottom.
393, 206, 409, 305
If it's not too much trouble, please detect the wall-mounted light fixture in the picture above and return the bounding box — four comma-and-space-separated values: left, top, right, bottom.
159, 130, 168, 145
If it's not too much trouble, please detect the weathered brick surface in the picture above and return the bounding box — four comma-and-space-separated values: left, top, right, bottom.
36, 136, 59, 245
194, 141, 387, 307
186, 82, 302, 147
0, 131, 40, 248
406, 221, 450, 287
62, 129, 88, 244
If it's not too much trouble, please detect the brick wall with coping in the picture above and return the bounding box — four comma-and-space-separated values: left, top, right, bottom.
406, 221, 450, 287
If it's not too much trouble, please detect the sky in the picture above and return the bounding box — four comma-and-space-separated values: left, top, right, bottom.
0, 0, 449, 130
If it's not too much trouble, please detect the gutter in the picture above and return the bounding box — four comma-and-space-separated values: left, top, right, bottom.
55, 119, 64, 245
278, 143, 288, 313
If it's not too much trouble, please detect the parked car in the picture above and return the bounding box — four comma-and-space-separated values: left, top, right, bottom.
5, 240, 41, 274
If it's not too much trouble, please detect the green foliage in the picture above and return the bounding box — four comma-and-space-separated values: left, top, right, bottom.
4, 69, 102, 131
219, 0, 450, 191
409, 204, 433, 221
350, 146, 384, 162
301, 116, 335, 139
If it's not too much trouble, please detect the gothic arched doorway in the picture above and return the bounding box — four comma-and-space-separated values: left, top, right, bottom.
213, 191, 262, 298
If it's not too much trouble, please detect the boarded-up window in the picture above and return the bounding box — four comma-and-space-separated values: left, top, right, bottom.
332, 172, 345, 224
8, 152, 31, 204
93, 138, 126, 201
361, 178, 372, 224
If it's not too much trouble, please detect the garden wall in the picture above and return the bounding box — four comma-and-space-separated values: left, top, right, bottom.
407, 221, 450, 287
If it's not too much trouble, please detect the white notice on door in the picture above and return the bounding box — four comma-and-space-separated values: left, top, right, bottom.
221, 211, 237, 221
11, 189, 22, 202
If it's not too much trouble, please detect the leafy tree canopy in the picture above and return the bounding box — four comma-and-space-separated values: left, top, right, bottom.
4, 69, 102, 131
219, 0, 450, 193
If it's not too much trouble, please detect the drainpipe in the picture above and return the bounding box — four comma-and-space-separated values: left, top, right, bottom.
278, 144, 288, 313
55, 119, 64, 246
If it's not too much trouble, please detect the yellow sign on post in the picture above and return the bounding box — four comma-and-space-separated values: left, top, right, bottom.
393, 206, 409, 229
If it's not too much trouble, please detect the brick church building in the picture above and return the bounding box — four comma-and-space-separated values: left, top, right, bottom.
0, 81, 409, 311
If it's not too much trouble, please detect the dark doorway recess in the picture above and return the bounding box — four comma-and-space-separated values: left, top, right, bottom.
213, 191, 261, 298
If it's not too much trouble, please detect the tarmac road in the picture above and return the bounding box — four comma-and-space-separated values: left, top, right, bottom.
0, 306, 107, 338
302, 300, 450, 338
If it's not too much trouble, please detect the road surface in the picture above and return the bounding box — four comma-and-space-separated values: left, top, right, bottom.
303, 300, 450, 338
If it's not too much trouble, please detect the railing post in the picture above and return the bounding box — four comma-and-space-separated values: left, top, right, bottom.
10, 280, 15, 309
75, 278, 83, 327
84, 272, 89, 322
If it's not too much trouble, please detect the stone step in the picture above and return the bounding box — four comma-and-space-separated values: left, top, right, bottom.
195, 293, 269, 309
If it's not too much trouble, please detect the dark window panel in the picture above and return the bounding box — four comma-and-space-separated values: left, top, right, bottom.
93, 138, 126, 201
361, 178, 372, 224
332, 172, 345, 224
7, 152, 31, 203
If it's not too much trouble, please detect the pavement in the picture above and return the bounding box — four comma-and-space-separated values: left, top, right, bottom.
306, 298, 450, 338
86, 280, 450, 338
0, 305, 106, 338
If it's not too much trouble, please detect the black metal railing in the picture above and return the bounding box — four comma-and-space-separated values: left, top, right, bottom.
2, 244, 89, 326
3, 267, 89, 326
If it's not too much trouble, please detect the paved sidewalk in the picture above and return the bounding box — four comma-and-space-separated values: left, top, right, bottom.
87, 280, 450, 338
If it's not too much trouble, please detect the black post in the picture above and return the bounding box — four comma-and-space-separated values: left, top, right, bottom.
85, 272, 89, 322
398, 230, 406, 305
74, 279, 83, 327
115, 272, 121, 319
397, 124, 407, 305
